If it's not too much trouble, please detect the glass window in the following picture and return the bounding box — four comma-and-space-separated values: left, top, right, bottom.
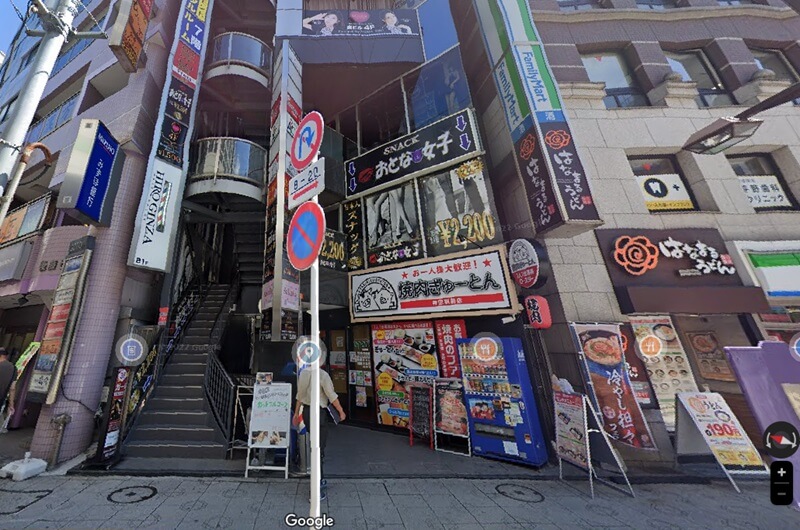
338, 106, 359, 159
558, 0, 600, 11
325, 208, 340, 232
403, 47, 471, 130
629, 156, 698, 212
729, 154, 796, 211
581, 53, 649, 109
358, 81, 407, 151
417, 0, 458, 60
0, 96, 18, 123
666, 51, 734, 107
636, 0, 676, 9
752, 49, 798, 82
718, 0, 752, 5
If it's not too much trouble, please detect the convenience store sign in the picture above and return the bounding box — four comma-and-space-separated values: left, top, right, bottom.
749, 252, 800, 297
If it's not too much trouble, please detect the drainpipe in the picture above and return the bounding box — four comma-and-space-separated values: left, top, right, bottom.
49, 412, 72, 468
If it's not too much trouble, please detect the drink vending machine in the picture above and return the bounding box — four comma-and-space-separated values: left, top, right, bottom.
457, 337, 548, 466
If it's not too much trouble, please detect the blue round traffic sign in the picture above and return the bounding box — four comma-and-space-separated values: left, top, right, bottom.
290, 112, 324, 172
287, 202, 326, 271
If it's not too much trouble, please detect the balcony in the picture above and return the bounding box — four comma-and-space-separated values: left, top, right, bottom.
204, 32, 272, 90
185, 138, 267, 203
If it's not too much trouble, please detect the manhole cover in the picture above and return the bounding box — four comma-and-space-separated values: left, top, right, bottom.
495, 483, 544, 503
107, 486, 158, 504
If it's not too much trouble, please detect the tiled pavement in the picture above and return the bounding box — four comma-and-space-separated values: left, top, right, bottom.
0, 475, 796, 529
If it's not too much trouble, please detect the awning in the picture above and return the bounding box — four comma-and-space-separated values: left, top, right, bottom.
614, 286, 770, 315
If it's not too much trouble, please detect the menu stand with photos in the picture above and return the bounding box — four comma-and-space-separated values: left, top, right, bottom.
246, 374, 291, 479
552, 387, 635, 499
408, 383, 433, 449
675, 392, 768, 493
230, 374, 257, 457
433, 378, 471, 457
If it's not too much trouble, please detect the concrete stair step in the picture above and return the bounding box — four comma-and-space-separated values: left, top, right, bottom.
130, 424, 217, 443
147, 397, 207, 411
154, 385, 205, 399
169, 353, 209, 365
137, 410, 210, 427
182, 335, 211, 344
124, 440, 227, 459
164, 362, 207, 375
160, 373, 204, 386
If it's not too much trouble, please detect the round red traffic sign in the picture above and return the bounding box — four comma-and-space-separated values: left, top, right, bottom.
290, 111, 325, 172
287, 202, 326, 271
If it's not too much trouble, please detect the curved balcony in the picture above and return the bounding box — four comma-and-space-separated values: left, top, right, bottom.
186, 138, 266, 203
204, 32, 272, 90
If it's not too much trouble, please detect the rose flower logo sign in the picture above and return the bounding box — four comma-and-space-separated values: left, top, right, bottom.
613, 236, 659, 276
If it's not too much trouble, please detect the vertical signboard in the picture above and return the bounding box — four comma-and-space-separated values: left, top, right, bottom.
128, 0, 214, 271
108, 0, 154, 73
473, 1, 601, 236
28, 237, 95, 403
263, 41, 303, 341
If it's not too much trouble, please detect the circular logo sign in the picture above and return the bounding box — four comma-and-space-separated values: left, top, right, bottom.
763, 421, 800, 459
420, 354, 437, 370
115, 333, 146, 366
637, 335, 663, 358
472, 333, 502, 362
287, 202, 326, 271
642, 177, 668, 198
508, 239, 540, 289
377, 372, 394, 391
290, 111, 324, 171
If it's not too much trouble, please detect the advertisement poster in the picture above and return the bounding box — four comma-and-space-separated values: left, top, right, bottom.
350, 247, 515, 320
677, 392, 765, 472
434, 319, 466, 379
356, 386, 367, 408
571, 323, 656, 449
103, 367, 130, 460
636, 173, 694, 212
684, 331, 736, 382
630, 315, 700, 431
343, 200, 365, 270
620, 324, 655, 408
302, 9, 420, 37
434, 378, 468, 436
0, 207, 26, 243
372, 322, 439, 427
348, 370, 372, 386
249, 382, 291, 449
364, 181, 423, 267
419, 158, 501, 256
13, 342, 40, 381
782, 383, 800, 421
554, 391, 589, 469
320, 230, 348, 272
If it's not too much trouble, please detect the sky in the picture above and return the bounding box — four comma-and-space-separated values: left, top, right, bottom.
1, 0, 25, 61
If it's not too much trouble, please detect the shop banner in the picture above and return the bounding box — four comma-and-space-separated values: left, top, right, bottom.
524, 295, 552, 329
619, 324, 655, 408
13, 342, 40, 382
676, 392, 765, 473
364, 180, 423, 267
108, 0, 153, 73
249, 382, 291, 449
419, 158, 501, 256
0, 206, 27, 243
126, 334, 159, 424
350, 247, 516, 321
684, 331, 736, 382
102, 367, 131, 460
434, 378, 468, 437
320, 229, 348, 272
343, 200, 365, 270
434, 319, 466, 378
629, 315, 699, 431
571, 323, 656, 450
372, 322, 439, 428
514, 128, 563, 234
554, 390, 589, 470
345, 109, 481, 198
302, 9, 420, 37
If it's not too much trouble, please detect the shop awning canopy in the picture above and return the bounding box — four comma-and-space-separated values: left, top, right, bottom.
614, 286, 770, 315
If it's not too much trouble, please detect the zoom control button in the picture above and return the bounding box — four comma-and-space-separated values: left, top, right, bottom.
771, 461, 793, 506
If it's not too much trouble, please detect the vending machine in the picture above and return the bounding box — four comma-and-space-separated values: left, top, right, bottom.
457, 337, 548, 466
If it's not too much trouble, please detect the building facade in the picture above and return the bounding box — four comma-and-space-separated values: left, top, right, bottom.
0, 0, 797, 470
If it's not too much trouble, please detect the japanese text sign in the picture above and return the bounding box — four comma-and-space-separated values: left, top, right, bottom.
435, 320, 467, 378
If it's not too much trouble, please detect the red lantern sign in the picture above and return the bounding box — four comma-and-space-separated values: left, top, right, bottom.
524, 295, 551, 329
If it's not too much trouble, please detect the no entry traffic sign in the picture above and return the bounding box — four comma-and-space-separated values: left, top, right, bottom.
290, 112, 324, 172
287, 202, 326, 271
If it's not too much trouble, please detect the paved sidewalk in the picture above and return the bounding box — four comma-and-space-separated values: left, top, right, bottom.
0, 474, 795, 529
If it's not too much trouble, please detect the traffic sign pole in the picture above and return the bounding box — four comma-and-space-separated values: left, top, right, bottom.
309, 157, 321, 519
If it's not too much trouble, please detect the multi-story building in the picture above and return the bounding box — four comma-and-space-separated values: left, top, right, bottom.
0, 0, 797, 472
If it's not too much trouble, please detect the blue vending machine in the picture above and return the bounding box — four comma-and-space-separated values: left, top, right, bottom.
457, 337, 548, 466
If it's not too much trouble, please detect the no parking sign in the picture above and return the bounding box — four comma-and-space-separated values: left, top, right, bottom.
287, 202, 326, 271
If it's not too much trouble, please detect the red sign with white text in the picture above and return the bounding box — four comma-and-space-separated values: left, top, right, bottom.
435, 320, 467, 378
524, 296, 551, 329
158, 306, 169, 326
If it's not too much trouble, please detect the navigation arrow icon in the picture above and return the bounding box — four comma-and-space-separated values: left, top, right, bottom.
459, 133, 471, 151
348, 177, 357, 193
348, 162, 356, 176
456, 114, 467, 132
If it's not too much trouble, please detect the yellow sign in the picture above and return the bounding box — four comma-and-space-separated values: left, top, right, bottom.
377, 372, 393, 391
420, 354, 437, 370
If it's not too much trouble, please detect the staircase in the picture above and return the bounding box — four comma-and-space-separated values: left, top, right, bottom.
124, 285, 233, 459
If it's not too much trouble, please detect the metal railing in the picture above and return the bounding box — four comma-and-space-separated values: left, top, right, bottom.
188, 137, 267, 187
209, 32, 272, 76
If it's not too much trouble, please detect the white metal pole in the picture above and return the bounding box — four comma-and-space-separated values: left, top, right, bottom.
309, 160, 321, 518
0, 0, 78, 194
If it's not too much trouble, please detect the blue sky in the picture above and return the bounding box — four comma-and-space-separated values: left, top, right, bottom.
1, 0, 24, 59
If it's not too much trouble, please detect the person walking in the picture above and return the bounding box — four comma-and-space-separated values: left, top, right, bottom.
292, 349, 346, 500
0, 348, 17, 432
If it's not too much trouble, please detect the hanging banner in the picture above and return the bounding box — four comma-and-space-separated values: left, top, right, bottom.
350, 247, 518, 321
100, 367, 131, 461
434, 319, 467, 379
434, 378, 469, 437
319, 229, 348, 272
629, 315, 699, 431
249, 382, 292, 448
619, 324, 656, 408
13, 342, 40, 382
129, 0, 213, 271
302, 9, 420, 37
372, 321, 439, 427
419, 158, 502, 256
571, 323, 657, 450
554, 391, 590, 470
345, 109, 481, 198
343, 200, 365, 270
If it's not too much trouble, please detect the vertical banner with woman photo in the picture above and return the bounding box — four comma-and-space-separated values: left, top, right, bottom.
365, 181, 423, 267
629, 315, 699, 432
571, 323, 657, 450
420, 158, 502, 256
372, 322, 439, 428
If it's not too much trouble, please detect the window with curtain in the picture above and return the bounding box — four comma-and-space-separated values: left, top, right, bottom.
581, 53, 650, 109
666, 51, 734, 107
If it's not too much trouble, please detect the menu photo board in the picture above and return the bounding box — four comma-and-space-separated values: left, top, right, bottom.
629, 315, 700, 432
684, 331, 736, 382
554, 390, 589, 470
372, 321, 439, 428
619, 324, 656, 408
571, 323, 657, 450
249, 382, 291, 449
434, 378, 468, 437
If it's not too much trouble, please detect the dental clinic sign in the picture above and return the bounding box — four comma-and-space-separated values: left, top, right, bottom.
129, 0, 214, 271
57, 120, 124, 226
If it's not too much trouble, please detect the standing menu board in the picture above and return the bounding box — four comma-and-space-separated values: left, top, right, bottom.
409, 384, 433, 448
554, 391, 589, 470
249, 382, 291, 449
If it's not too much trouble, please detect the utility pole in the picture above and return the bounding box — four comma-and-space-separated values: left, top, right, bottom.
0, 0, 104, 196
